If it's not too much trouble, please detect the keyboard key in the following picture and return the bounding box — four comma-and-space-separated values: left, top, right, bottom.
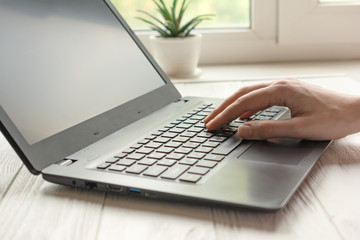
122, 148, 135, 154
130, 143, 142, 149
176, 123, 192, 129
183, 119, 198, 125
212, 134, 243, 156
187, 152, 206, 159
162, 132, 178, 138
182, 142, 200, 149
117, 159, 136, 167
194, 123, 206, 128
195, 147, 212, 154
190, 137, 207, 144
136, 147, 154, 154
114, 152, 127, 158
164, 141, 182, 148
153, 137, 170, 144
234, 119, 246, 124
143, 165, 168, 177
145, 135, 157, 140
158, 127, 169, 132
202, 141, 220, 148
169, 128, 185, 134
108, 165, 126, 172
176, 116, 187, 122
126, 153, 146, 160
183, 113, 194, 118
195, 112, 208, 117
187, 127, 203, 133
215, 132, 234, 138
228, 123, 241, 128
151, 131, 163, 136
188, 166, 209, 175
201, 110, 212, 114
138, 139, 150, 145
178, 158, 198, 166
196, 160, 217, 168
197, 132, 214, 138
138, 158, 157, 166
126, 165, 148, 174
156, 147, 174, 154
209, 136, 227, 143
222, 127, 238, 133
166, 153, 185, 160
157, 159, 177, 167
172, 136, 189, 143
179, 173, 202, 183
180, 131, 197, 138
145, 142, 162, 149
97, 163, 111, 170
190, 115, 205, 121
204, 155, 225, 162
161, 165, 189, 180
174, 147, 192, 154
148, 152, 166, 160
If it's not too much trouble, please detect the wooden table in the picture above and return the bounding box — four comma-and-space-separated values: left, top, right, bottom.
1, 76, 360, 240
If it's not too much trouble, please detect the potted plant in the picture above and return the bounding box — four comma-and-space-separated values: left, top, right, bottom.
137, 0, 213, 78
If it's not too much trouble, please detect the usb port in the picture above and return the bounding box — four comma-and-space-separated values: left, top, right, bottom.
128, 188, 141, 194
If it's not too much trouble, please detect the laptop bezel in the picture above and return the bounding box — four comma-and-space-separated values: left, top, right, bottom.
0, 0, 182, 174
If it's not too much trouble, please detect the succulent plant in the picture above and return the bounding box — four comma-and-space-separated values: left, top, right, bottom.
136, 0, 214, 38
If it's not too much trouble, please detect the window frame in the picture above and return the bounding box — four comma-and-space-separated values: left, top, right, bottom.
278, 0, 360, 44
135, 0, 360, 64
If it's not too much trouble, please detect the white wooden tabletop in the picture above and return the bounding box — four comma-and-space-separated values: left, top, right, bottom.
1, 76, 360, 240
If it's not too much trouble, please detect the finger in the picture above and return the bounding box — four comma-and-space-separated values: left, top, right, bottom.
204, 82, 270, 124
206, 85, 285, 130
238, 118, 303, 140
240, 110, 259, 119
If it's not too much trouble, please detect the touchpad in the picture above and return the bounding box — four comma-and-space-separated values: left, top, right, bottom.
238, 138, 316, 166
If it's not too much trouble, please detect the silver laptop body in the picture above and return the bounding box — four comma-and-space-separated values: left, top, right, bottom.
0, 0, 330, 210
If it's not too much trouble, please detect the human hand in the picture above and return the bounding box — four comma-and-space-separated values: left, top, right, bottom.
204, 79, 360, 140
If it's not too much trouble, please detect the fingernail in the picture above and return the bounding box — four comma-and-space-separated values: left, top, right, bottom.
238, 124, 253, 138
205, 121, 212, 130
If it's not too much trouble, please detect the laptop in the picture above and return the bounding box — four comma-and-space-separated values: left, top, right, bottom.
0, 0, 330, 210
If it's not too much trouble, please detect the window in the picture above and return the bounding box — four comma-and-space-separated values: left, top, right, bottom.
278, 0, 360, 44
110, 0, 251, 30
110, 0, 360, 64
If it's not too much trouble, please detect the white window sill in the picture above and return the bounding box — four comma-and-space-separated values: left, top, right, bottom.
170, 60, 360, 85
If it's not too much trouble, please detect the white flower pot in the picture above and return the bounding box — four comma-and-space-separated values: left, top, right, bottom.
150, 34, 202, 78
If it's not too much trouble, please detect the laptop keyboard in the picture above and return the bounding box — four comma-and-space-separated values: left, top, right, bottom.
96, 104, 284, 184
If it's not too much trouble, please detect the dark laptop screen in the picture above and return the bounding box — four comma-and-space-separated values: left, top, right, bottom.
0, 0, 166, 145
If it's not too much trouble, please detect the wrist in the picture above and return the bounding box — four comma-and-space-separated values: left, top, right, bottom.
347, 96, 360, 134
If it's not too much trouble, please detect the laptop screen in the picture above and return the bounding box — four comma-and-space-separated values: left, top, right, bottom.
0, 0, 166, 145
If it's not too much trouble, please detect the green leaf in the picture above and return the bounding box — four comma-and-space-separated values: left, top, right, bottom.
158, 0, 172, 21
171, 0, 179, 32
177, 0, 189, 26
135, 16, 168, 36
137, 0, 213, 37
136, 10, 173, 33
152, 0, 171, 22
179, 15, 207, 33
151, 27, 171, 37
165, 20, 178, 36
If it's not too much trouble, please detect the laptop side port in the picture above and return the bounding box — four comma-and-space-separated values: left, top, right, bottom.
84, 181, 97, 190
106, 184, 126, 193
128, 188, 142, 194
